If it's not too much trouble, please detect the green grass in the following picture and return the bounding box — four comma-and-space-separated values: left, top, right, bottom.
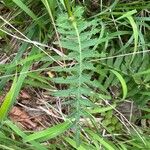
0, 0, 150, 149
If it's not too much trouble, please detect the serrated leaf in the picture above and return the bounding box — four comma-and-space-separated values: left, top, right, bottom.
53, 88, 76, 97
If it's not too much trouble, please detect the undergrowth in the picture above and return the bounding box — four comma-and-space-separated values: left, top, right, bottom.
0, 0, 150, 150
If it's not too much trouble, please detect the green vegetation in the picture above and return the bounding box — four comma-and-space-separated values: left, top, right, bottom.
0, 0, 150, 149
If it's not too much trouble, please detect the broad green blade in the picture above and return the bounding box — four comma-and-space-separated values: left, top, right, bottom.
5, 120, 48, 150
24, 120, 72, 142
0, 75, 17, 122
65, 137, 86, 150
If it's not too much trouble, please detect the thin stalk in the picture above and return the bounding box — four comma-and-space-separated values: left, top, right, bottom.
41, 0, 65, 65
63, 0, 73, 18
63, 0, 82, 146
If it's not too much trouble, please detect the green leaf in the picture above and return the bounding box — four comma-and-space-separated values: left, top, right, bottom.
0, 26, 35, 89
116, 10, 137, 20
53, 88, 76, 97
12, 0, 42, 27
133, 68, 150, 76
127, 16, 138, 62
87, 105, 115, 114
109, 69, 127, 99
86, 129, 115, 150
65, 137, 86, 150
116, 10, 138, 62
0, 75, 17, 122
4, 120, 48, 150
24, 120, 72, 142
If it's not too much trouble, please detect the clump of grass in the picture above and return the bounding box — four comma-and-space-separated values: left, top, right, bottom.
0, 0, 150, 149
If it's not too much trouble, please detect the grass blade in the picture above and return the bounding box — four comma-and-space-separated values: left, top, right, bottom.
5, 120, 48, 150
0, 75, 17, 122
12, 0, 42, 27
65, 137, 86, 150
109, 69, 127, 99
116, 10, 138, 62
86, 129, 115, 150
24, 120, 72, 142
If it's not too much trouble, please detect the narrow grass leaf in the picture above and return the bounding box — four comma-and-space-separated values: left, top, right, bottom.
0, 75, 17, 122
116, 10, 138, 62
12, 0, 42, 26
0, 145, 15, 150
65, 137, 86, 150
133, 68, 150, 76
127, 16, 138, 62
116, 10, 137, 20
86, 129, 115, 150
4, 120, 48, 150
24, 120, 72, 142
92, 0, 119, 18
109, 69, 127, 99
0, 27, 34, 89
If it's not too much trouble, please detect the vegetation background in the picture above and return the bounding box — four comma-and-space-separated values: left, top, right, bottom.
0, 0, 150, 149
